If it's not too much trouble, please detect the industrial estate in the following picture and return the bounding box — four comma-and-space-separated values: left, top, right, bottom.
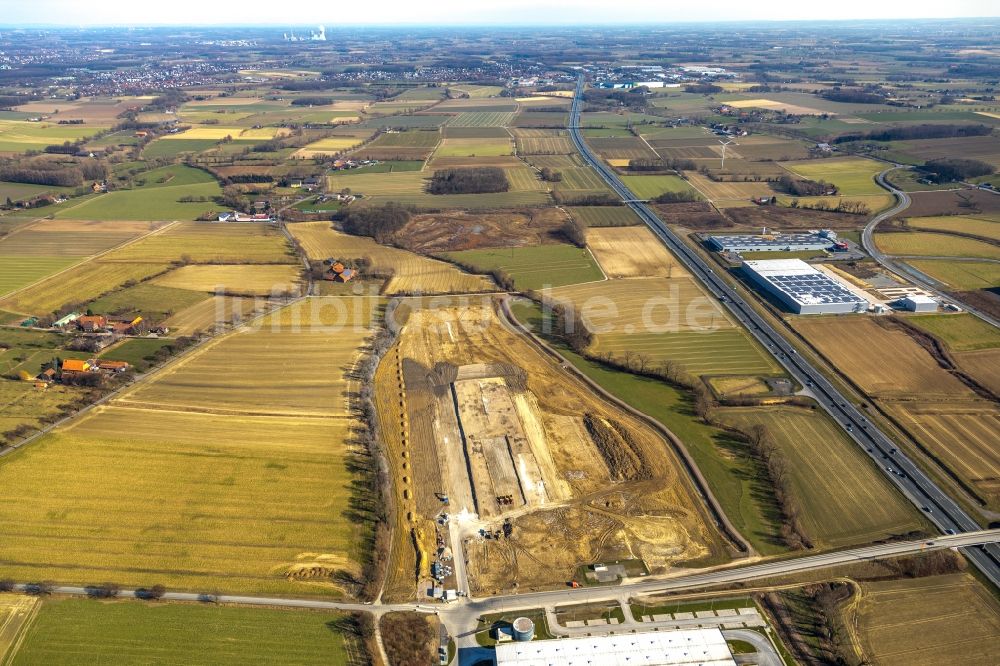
0, 13, 999, 666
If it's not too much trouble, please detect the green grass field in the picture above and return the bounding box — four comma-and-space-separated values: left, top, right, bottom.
56, 166, 223, 221
434, 138, 513, 157
445, 244, 604, 290
87, 282, 211, 321
716, 406, 923, 548
0, 257, 78, 298
103, 222, 295, 264
366, 130, 441, 147
8, 599, 363, 666
142, 138, 219, 158
780, 157, 885, 196
98, 337, 174, 371
0, 120, 105, 153
875, 231, 1000, 260
620, 174, 699, 200
907, 214, 1000, 241
906, 313, 1000, 351
905, 259, 1000, 290
509, 299, 787, 555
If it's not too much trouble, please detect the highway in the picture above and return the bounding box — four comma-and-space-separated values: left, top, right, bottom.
864, 168, 1000, 328
567, 75, 1000, 591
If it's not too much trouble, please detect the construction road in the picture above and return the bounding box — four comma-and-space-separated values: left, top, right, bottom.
566, 74, 1000, 591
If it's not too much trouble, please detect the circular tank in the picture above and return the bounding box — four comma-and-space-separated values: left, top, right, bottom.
512, 617, 535, 642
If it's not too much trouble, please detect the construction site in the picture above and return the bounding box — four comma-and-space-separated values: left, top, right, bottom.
375, 299, 729, 601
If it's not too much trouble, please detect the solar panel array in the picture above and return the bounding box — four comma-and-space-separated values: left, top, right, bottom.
760, 271, 864, 306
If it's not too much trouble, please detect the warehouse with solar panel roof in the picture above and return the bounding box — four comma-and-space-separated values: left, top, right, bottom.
741, 259, 869, 314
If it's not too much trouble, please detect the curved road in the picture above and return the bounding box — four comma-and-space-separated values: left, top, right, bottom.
567, 75, 1000, 591
865, 168, 1000, 328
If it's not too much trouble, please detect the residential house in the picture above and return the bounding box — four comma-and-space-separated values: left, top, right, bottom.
76, 315, 108, 332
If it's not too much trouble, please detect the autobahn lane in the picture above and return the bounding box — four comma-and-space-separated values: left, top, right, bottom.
568, 76, 1000, 590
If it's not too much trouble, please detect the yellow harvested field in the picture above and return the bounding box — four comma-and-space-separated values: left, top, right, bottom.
854, 574, 1000, 666
161, 295, 261, 336
585, 226, 689, 278
0, 260, 167, 315
153, 264, 302, 295
288, 222, 494, 295
792, 317, 970, 398
161, 127, 245, 140
294, 135, 370, 157
955, 348, 1000, 395
726, 98, 831, 115
888, 401, 1000, 508
685, 172, 774, 201
607, 159, 631, 167
0, 297, 379, 596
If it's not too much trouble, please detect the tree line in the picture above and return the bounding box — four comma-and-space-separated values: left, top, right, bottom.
427, 167, 509, 194
834, 123, 992, 144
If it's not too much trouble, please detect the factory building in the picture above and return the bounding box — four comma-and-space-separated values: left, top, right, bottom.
707, 229, 841, 253
494, 628, 737, 666
742, 259, 868, 314
901, 295, 937, 312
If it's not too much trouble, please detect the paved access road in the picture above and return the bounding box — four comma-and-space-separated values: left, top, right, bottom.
864, 168, 1000, 328
566, 75, 1000, 591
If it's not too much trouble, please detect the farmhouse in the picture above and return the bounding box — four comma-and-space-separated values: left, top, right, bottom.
76, 315, 108, 332
94, 359, 130, 373
742, 258, 868, 314
61, 359, 91, 373
323, 261, 355, 282
494, 628, 737, 666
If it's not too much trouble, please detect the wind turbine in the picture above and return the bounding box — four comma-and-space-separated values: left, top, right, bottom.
718, 136, 738, 170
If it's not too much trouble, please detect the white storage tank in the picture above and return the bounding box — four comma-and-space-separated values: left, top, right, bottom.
512, 617, 535, 642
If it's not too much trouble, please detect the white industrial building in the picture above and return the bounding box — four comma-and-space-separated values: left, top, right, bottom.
901, 295, 937, 312
494, 628, 737, 666
742, 259, 868, 314
706, 229, 840, 253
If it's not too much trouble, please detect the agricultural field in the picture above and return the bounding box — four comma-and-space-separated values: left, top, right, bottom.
444, 243, 605, 290
685, 172, 774, 202
376, 301, 725, 599
952, 347, 1000, 396
0, 297, 379, 595
905, 313, 1000, 351
906, 214, 1000, 242
101, 222, 296, 264
888, 401, 1000, 510
353, 129, 440, 160
54, 165, 223, 221
0, 594, 37, 663
0, 219, 163, 298
0, 381, 89, 444
550, 166, 610, 193
620, 174, 700, 200
0, 119, 105, 153
587, 137, 658, 161
289, 221, 493, 294
516, 135, 574, 154
853, 574, 1000, 666
715, 407, 923, 548
881, 136, 1000, 169
905, 259, 1000, 289
585, 226, 688, 278
161, 295, 262, 336
392, 208, 567, 253
780, 157, 886, 196
503, 166, 546, 192
447, 111, 516, 127
0, 259, 168, 315
6, 599, 364, 666
874, 231, 1000, 260
434, 137, 513, 157
152, 264, 302, 296
87, 282, 210, 321
791, 317, 970, 398
565, 206, 641, 227
293, 133, 373, 158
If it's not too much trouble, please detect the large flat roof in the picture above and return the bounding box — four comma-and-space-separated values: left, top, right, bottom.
494, 628, 737, 666
743, 259, 867, 307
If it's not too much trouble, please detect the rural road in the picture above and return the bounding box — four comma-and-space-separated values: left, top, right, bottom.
567, 74, 1000, 591
8, 530, 998, 654
865, 167, 1000, 328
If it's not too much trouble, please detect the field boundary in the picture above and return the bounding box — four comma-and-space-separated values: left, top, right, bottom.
498, 294, 754, 557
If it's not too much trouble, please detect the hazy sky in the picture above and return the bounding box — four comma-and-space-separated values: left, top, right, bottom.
0, 0, 996, 26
